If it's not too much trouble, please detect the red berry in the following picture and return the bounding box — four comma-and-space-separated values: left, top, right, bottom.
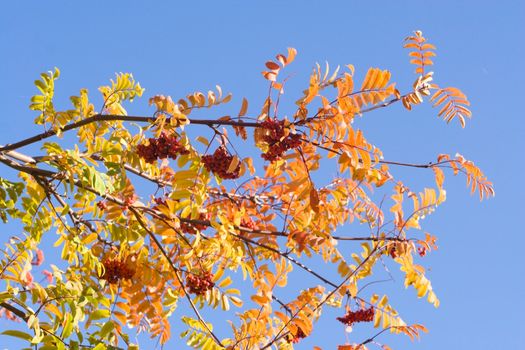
137, 132, 189, 163
336, 307, 375, 326
180, 212, 210, 234
241, 217, 257, 230
259, 118, 302, 161
186, 271, 215, 295
202, 147, 241, 180
100, 254, 137, 284
418, 246, 427, 257
96, 201, 108, 211
286, 327, 307, 344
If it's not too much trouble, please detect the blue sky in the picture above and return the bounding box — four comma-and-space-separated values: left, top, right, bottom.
0, 1, 524, 349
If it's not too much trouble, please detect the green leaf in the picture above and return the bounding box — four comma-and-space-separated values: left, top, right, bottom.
39, 346, 60, 350
60, 204, 70, 216
100, 320, 115, 339
1, 329, 32, 341
90, 309, 110, 321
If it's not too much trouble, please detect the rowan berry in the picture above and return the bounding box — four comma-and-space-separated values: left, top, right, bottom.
202, 147, 241, 179
180, 212, 210, 234
137, 132, 189, 163
336, 307, 375, 326
259, 118, 302, 161
186, 271, 215, 295
101, 254, 136, 284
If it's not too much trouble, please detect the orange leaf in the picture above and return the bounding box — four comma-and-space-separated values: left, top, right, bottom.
310, 188, 320, 213
263, 71, 277, 82
265, 61, 280, 70
286, 47, 297, 65
238, 97, 248, 117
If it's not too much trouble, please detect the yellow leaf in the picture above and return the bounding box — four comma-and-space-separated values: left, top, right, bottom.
227, 155, 240, 174
196, 136, 209, 146
229, 295, 243, 308
218, 276, 232, 288
45, 303, 62, 318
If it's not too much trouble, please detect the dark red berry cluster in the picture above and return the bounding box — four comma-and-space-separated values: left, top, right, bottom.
417, 246, 427, 257
180, 212, 210, 235
154, 197, 167, 206
186, 271, 215, 295
260, 118, 302, 161
286, 327, 307, 344
96, 201, 107, 211
241, 217, 257, 230
336, 307, 375, 326
388, 242, 410, 259
101, 255, 136, 284
201, 147, 241, 179
152, 197, 167, 211
137, 132, 189, 163
388, 245, 398, 259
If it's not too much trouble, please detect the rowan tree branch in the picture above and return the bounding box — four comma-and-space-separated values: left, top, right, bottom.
261, 244, 383, 348
129, 207, 224, 347
0, 301, 28, 321
0, 114, 260, 153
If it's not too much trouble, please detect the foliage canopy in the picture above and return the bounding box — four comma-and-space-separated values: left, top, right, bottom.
0, 31, 493, 349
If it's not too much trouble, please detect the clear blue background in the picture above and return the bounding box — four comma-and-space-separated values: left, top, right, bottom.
1, 1, 524, 349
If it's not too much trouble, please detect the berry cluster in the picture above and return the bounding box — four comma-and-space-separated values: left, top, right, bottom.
154, 197, 167, 206
336, 307, 375, 326
136, 132, 189, 163
388, 245, 398, 259
260, 118, 302, 161
96, 201, 107, 211
180, 212, 210, 235
201, 147, 241, 179
417, 246, 427, 257
152, 196, 167, 211
241, 217, 257, 230
286, 327, 307, 344
186, 271, 215, 295
101, 255, 136, 284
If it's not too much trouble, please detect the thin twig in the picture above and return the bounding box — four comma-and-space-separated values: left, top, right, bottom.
129, 207, 224, 347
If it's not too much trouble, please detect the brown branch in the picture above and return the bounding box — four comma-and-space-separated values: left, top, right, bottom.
0, 301, 28, 321
129, 207, 224, 347
331, 235, 406, 242
304, 137, 455, 170
0, 300, 87, 348
295, 88, 398, 126
0, 114, 260, 153
232, 232, 338, 289
0, 153, 413, 246
294, 86, 431, 128
0, 154, 57, 178
0, 150, 420, 247
262, 244, 383, 349
114, 157, 276, 204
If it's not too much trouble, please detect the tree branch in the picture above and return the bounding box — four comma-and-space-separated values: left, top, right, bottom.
129, 207, 224, 347
0, 114, 260, 153
261, 244, 382, 349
